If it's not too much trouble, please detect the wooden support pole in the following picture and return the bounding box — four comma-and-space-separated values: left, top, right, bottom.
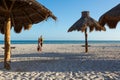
85, 29, 88, 53
4, 17, 11, 70
3, 0, 15, 70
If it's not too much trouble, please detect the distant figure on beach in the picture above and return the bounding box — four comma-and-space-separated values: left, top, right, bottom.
37, 35, 43, 51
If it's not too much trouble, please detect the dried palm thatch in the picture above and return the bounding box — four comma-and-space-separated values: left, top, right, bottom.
0, 0, 56, 33
0, 0, 56, 70
68, 11, 105, 32
68, 11, 105, 53
99, 3, 120, 29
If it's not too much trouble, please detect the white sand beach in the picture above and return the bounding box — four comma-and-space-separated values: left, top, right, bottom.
0, 44, 120, 80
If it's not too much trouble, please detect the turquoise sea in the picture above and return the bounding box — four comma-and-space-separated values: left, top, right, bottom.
0, 40, 120, 44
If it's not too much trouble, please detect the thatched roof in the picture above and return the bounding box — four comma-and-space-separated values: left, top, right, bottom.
99, 3, 120, 29
68, 11, 105, 32
0, 0, 56, 34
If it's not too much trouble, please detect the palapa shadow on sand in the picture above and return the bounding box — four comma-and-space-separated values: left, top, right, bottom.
0, 52, 119, 72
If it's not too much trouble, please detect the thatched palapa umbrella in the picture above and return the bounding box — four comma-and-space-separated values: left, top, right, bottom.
99, 3, 120, 29
68, 11, 105, 53
0, 0, 56, 70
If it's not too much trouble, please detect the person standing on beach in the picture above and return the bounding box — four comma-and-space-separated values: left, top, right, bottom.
37, 35, 43, 51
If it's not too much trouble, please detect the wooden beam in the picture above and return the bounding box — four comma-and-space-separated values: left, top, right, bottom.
22, 10, 32, 24
0, 6, 7, 12
32, 8, 46, 20
9, 1, 15, 11
3, 0, 8, 10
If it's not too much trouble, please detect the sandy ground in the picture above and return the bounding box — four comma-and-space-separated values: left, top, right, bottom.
0, 44, 120, 80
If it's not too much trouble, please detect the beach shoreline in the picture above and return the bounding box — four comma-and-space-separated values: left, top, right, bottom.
0, 44, 120, 80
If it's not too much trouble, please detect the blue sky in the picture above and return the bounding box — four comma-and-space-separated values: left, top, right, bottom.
0, 0, 120, 40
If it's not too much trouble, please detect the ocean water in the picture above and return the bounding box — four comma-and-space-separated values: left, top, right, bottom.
0, 40, 120, 44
